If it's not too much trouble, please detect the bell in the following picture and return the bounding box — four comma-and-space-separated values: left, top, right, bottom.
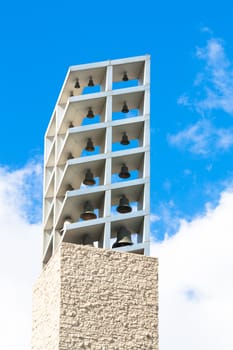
60, 216, 73, 234
116, 194, 132, 214
119, 163, 130, 179
66, 184, 74, 192
85, 138, 95, 152
122, 71, 129, 81
86, 107, 94, 118
121, 101, 129, 113
82, 234, 94, 246
70, 91, 74, 97
63, 216, 72, 226
120, 132, 130, 145
83, 169, 96, 186
67, 152, 74, 160
74, 79, 80, 88
88, 76, 94, 87
80, 201, 97, 220
112, 226, 133, 248
68, 121, 74, 128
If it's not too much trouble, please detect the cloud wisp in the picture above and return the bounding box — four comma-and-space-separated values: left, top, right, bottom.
168, 119, 233, 155
151, 187, 233, 350
170, 36, 233, 155
179, 37, 233, 115
195, 38, 233, 115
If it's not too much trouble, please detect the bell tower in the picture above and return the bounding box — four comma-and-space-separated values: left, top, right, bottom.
32, 56, 158, 350
42, 55, 151, 265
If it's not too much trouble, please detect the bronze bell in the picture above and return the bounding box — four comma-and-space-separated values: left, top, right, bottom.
120, 132, 130, 145
74, 79, 80, 88
68, 121, 74, 128
60, 216, 73, 234
66, 184, 74, 192
80, 200, 97, 220
112, 226, 133, 248
122, 71, 129, 81
67, 152, 74, 160
83, 169, 96, 186
63, 216, 72, 226
121, 101, 129, 113
70, 91, 74, 97
88, 76, 94, 87
119, 163, 130, 179
86, 107, 94, 118
85, 138, 95, 152
82, 234, 94, 246
116, 194, 132, 214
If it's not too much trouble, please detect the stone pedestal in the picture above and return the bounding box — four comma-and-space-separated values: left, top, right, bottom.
32, 243, 158, 349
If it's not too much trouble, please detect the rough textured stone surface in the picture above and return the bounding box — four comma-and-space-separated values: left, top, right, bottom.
31, 247, 60, 350
32, 243, 158, 350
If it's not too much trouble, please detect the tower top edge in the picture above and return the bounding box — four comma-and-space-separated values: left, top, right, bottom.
68, 54, 151, 73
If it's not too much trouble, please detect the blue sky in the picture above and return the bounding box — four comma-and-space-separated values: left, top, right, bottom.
1, 0, 233, 232
0, 0, 233, 349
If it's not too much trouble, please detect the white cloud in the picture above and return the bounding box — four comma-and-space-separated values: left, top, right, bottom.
151, 187, 233, 350
2, 159, 233, 350
0, 162, 42, 350
168, 119, 233, 155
